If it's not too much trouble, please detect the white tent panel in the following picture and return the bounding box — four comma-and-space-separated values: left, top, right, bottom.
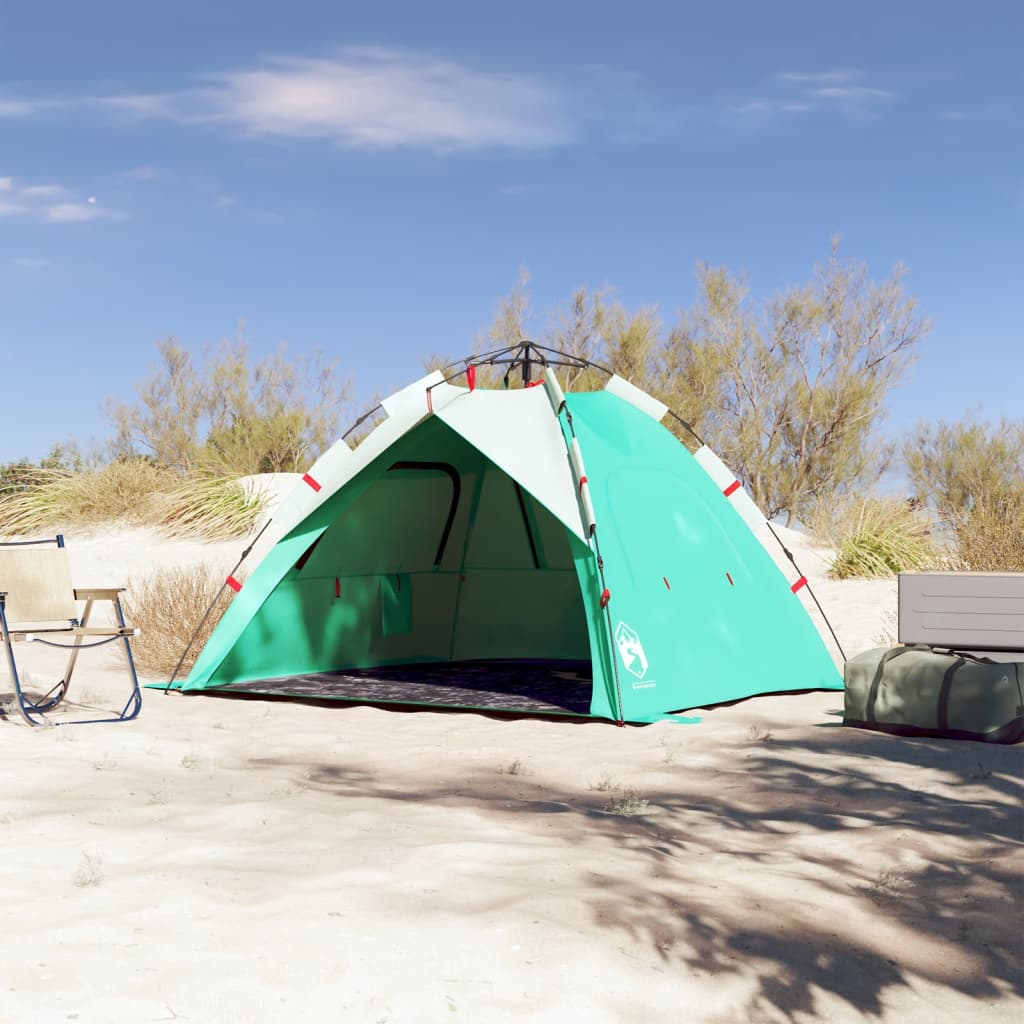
436, 386, 586, 539
269, 371, 449, 544
604, 374, 668, 422
693, 445, 767, 534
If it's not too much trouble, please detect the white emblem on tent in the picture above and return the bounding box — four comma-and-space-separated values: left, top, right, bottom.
615, 621, 649, 679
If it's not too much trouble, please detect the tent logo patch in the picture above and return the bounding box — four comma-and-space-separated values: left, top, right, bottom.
615, 621, 649, 680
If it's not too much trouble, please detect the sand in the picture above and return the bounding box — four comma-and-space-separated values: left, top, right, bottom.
1, 488, 1021, 1023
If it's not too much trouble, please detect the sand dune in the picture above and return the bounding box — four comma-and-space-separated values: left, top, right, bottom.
1, 485, 1020, 1023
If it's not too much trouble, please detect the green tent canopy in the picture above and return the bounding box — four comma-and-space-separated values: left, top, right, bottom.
159, 363, 842, 723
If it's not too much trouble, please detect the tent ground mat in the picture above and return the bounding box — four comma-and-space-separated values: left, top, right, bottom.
207, 659, 594, 716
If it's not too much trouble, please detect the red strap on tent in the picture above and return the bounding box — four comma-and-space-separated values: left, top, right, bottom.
335, 577, 341, 598
226, 576, 242, 593
723, 479, 741, 498
600, 588, 611, 608
526, 378, 544, 388
578, 475, 588, 493
466, 365, 476, 391
426, 389, 434, 413
302, 473, 322, 493
791, 575, 808, 593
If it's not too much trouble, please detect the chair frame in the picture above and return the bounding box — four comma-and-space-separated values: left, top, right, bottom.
0, 535, 142, 726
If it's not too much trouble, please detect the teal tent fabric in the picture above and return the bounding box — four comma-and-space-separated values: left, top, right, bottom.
562, 392, 841, 721
162, 381, 842, 723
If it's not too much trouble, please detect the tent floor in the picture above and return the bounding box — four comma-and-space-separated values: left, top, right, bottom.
209, 659, 595, 716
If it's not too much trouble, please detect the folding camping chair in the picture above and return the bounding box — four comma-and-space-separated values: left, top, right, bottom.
0, 535, 141, 726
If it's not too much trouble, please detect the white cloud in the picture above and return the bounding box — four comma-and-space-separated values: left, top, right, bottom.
20, 183, 68, 198
0, 97, 39, 117
777, 70, 860, 85
739, 69, 893, 122
44, 202, 115, 223
0, 177, 120, 223
103, 48, 572, 150
12, 256, 49, 270
813, 85, 891, 101
101, 93, 180, 119
118, 165, 160, 182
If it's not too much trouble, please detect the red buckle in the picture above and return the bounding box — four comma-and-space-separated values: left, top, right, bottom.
225, 576, 242, 593
302, 473, 322, 492
599, 588, 611, 608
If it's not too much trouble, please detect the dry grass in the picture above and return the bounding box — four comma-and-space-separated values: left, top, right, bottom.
123, 563, 241, 678
952, 492, 1024, 571
0, 461, 172, 536
0, 463, 265, 541
825, 497, 940, 579
155, 475, 267, 540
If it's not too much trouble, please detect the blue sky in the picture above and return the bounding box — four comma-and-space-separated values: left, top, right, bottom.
1, 0, 1021, 466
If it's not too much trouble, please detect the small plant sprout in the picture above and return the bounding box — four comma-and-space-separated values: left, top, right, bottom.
864, 867, 911, 902
73, 852, 104, 888
497, 759, 528, 776
180, 748, 202, 770
603, 788, 650, 817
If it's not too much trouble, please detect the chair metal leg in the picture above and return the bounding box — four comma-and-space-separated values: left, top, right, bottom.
0, 597, 142, 727
1, 604, 45, 726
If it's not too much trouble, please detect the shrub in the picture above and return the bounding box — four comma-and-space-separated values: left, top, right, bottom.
952, 491, 1024, 572
107, 336, 351, 475
123, 563, 241, 677
827, 497, 940, 579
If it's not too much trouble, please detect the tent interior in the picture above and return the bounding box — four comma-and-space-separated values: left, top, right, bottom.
209, 416, 606, 716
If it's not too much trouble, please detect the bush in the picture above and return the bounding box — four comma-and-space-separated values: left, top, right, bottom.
952, 491, 1024, 572
826, 497, 940, 579
0, 461, 172, 536
123, 563, 241, 677
107, 336, 351, 475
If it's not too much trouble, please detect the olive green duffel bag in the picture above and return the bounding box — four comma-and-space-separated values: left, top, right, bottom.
844, 646, 1024, 744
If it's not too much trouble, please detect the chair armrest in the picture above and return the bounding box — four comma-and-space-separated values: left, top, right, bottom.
73, 587, 126, 600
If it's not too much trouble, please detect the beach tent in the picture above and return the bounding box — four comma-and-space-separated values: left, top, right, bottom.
162, 347, 842, 723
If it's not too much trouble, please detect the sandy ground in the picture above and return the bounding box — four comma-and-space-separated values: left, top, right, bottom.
1, 489, 1021, 1023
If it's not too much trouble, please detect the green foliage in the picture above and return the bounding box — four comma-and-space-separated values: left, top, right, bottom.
903, 417, 1024, 572
438, 240, 927, 525
669, 243, 928, 522
903, 416, 1024, 519
107, 335, 350, 475
826, 497, 939, 579
106, 338, 203, 472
